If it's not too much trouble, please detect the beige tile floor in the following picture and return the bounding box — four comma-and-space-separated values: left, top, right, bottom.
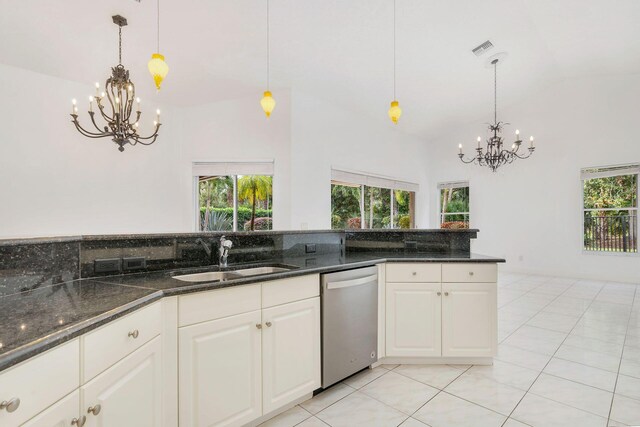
260, 273, 640, 427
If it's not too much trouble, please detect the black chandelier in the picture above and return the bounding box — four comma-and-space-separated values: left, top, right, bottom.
458, 57, 535, 172
70, 15, 161, 152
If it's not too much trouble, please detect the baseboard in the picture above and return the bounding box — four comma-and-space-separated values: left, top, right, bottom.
378, 356, 494, 366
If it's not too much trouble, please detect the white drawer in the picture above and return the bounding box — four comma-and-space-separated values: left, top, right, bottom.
178, 284, 261, 327
442, 263, 497, 283
82, 302, 161, 383
385, 263, 441, 283
262, 275, 319, 308
0, 339, 79, 427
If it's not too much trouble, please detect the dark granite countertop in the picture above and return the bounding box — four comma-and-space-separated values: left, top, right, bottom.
0, 251, 503, 372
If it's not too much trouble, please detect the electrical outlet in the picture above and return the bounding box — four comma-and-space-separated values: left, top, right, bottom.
94, 258, 121, 274
123, 257, 147, 271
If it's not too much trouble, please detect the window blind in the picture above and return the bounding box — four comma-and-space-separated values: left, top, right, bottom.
331, 168, 419, 192
192, 161, 274, 177
581, 164, 640, 180
437, 181, 469, 190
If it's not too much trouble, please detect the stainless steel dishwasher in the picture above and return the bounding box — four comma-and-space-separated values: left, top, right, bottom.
321, 266, 378, 388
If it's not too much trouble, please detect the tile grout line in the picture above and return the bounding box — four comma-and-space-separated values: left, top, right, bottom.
499, 279, 614, 426
605, 284, 638, 425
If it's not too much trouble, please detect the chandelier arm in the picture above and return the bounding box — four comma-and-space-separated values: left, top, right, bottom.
71, 117, 113, 138
96, 97, 115, 123
512, 150, 535, 160
88, 112, 109, 133
458, 154, 478, 164
131, 124, 162, 141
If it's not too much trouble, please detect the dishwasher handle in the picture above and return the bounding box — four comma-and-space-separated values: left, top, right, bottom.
326, 274, 378, 290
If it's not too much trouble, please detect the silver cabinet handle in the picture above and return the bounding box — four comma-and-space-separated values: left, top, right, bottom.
72, 416, 87, 426
87, 404, 101, 416
444, 292, 449, 296
0, 397, 20, 413
256, 323, 262, 329
265, 322, 272, 327
437, 292, 442, 296
469, 271, 474, 276
128, 330, 139, 339
412, 271, 417, 276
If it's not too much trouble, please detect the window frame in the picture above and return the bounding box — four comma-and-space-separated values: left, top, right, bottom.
330, 168, 418, 230
580, 164, 639, 256
437, 181, 470, 229
192, 161, 274, 232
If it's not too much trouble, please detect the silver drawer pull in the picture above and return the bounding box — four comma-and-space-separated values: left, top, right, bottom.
265, 321, 272, 327
87, 404, 101, 416
0, 397, 20, 413
437, 292, 442, 296
128, 330, 139, 339
412, 272, 417, 276
469, 271, 474, 276
256, 323, 262, 329
72, 416, 87, 426
444, 292, 449, 296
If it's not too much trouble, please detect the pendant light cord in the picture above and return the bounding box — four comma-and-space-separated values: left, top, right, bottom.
494, 60, 497, 124
157, 0, 160, 53
267, 0, 270, 90
393, 0, 396, 100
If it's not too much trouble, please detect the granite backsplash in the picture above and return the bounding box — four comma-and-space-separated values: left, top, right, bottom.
0, 229, 477, 298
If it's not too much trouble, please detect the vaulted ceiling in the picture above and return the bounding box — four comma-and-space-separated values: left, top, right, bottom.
1, 0, 639, 139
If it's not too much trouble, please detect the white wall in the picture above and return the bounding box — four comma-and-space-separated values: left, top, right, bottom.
0, 63, 187, 237
174, 91, 293, 231
427, 73, 640, 283
0, 64, 429, 237
290, 90, 430, 230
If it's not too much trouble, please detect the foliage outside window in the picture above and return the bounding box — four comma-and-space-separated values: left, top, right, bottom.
331, 182, 415, 229
438, 183, 470, 229
582, 166, 638, 253
198, 175, 273, 232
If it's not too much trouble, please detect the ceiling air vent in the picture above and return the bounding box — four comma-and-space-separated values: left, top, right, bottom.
472, 40, 494, 56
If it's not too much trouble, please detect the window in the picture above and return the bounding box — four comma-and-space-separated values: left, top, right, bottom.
330, 168, 417, 229
582, 165, 638, 253
193, 162, 274, 232
438, 182, 470, 229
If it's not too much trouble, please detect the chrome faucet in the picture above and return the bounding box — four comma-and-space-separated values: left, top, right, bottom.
219, 236, 233, 268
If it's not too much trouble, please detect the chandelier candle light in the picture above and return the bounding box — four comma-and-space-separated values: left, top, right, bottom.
260, 0, 276, 117
70, 15, 161, 152
458, 56, 535, 172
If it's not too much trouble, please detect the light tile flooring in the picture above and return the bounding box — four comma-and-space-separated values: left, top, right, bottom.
260, 273, 640, 427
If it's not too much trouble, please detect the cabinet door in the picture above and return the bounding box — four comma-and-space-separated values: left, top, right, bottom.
442, 283, 497, 357
82, 336, 162, 427
262, 298, 321, 414
22, 390, 81, 427
179, 310, 262, 427
386, 282, 442, 357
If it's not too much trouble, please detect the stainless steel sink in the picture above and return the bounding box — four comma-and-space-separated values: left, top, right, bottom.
173, 271, 243, 282
234, 266, 295, 277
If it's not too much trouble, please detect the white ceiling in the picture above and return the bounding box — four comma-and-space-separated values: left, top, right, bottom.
1, 0, 639, 139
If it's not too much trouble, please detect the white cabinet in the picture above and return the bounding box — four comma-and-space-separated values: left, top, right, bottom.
179, 310, 262, 427
386, 282, 441, 357
21, 390, 82, 427
442, 282, 497, 357
0, 339, 79, 427
177, 276, 321, 426
385, 263, 498, 360
82, 336, 163, 427
262, 298, 321, 414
